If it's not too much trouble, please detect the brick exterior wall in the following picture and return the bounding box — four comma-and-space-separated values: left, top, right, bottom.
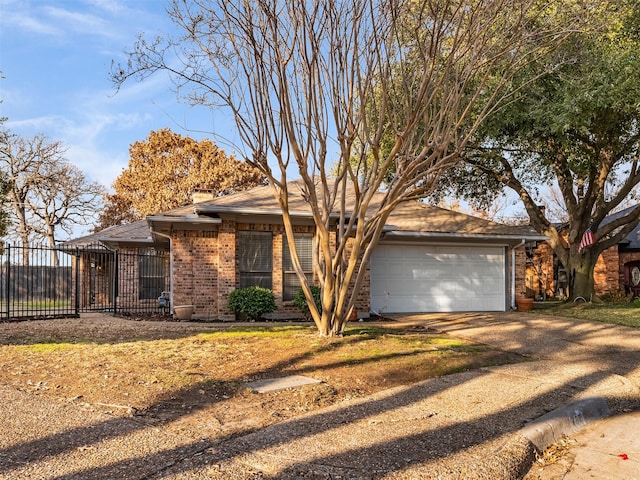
525, 242, 556, 298
217, 221, 236, 321
171, 230, 220, 319
171, 220, 547, 318
513, 245, 528, 300
594, 246, 620, 296
169, 220, 373, 321
528, 241, 625, 298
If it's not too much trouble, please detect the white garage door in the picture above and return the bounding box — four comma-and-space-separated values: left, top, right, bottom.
370, 244, 506, 313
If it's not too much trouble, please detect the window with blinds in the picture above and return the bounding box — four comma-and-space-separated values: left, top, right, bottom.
238, 231, 273, 289
282, 233, 313, 301
138, 249, 169, 300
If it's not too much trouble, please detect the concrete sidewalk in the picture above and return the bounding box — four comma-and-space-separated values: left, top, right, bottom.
1, 312, 639, 479
525, 410, 640, 479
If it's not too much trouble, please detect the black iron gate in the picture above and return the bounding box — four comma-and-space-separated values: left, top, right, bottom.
1, 244, 169, 320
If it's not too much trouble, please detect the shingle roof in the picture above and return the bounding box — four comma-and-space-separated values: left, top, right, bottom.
385, 201, 535, 237
601, 205, 640, 250
73, 180, 542, 246
63, 219, 152, 248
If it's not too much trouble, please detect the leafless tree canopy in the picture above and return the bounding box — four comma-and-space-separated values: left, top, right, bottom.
0, 133, 104, 263
114, 0, 569, 335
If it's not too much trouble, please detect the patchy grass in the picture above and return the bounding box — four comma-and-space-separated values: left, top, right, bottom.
538, 302, 640, 328
0, 316, 524, 442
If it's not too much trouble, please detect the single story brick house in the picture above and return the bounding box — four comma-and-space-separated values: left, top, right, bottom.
70, 181, 545, 320
526, 206, 640, 299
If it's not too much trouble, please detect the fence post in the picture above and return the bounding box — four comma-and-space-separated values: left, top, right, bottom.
4, 244, 9, 320
75, 247, 80, 316
113, 250, 118, 315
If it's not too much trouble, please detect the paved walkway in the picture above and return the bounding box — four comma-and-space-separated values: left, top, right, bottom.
1, 312, 639, 479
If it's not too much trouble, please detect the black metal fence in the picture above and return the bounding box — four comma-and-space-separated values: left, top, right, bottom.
1, 243, 170, 321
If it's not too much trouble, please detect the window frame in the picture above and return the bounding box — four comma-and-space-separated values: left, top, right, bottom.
282, 233, 314, 301
238, 230, 273, 289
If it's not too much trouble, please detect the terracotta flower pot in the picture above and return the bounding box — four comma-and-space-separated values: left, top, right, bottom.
173, 305, 194, 321
516, 297, 534, 312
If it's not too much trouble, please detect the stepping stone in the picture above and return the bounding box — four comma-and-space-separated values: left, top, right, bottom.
245, 375, 322, 393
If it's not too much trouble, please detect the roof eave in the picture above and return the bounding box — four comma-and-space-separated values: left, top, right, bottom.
381, 230, 548, 244
147, 214, 223, 224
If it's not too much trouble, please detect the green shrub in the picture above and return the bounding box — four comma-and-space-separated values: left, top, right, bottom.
228, 286, 276, 320
632, 298, 640, 308
293, 285, 322, 320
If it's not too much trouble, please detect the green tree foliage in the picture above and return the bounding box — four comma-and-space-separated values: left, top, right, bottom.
434, 1, 640, 299
228, 286, 277, 321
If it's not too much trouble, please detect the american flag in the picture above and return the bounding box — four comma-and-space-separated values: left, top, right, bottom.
579, 227, 595, 252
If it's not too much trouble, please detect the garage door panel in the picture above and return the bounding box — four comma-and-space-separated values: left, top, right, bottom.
371, 244, 506, 313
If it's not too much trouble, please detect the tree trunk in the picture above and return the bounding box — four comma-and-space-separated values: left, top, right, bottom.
46, 229, 59, 267
568, 252, 596, 301
17, 206, 30, 265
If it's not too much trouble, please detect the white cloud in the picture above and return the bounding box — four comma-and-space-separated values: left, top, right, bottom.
66, 143, 128, 188
9, 13, 62, 36
43, 5, 120, 40
85, 0, 128, 16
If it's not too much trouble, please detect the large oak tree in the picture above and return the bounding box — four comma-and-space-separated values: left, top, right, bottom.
113, 0, 570, 335
98, 128, 266, 227
436, 1, 640, 300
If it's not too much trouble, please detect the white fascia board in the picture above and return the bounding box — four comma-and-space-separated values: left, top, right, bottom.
381, 230, 548, 244
146, 214, 222, 224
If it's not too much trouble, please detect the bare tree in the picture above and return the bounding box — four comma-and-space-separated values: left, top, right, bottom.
0, 124, 12, 251
114, 0, 569, 336
0, 133, 104, 263
27, 159, 103, 264
0, 134, 56, 249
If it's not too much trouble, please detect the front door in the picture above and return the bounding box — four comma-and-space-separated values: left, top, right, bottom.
624, 260, 640, 297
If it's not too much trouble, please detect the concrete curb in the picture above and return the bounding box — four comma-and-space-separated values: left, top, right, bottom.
516, 396, 611, 458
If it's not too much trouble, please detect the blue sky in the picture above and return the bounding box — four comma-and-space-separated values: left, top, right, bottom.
0, 0, 529, 232
0, 0, 232, 191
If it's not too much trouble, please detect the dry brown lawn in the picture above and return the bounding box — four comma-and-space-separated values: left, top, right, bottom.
0, 314, 523, 442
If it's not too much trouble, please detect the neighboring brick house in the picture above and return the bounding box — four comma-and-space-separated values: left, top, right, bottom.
524, 206, 640, 299
70, 181, 544, 320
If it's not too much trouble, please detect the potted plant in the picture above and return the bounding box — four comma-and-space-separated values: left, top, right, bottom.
228, 286, 277, 321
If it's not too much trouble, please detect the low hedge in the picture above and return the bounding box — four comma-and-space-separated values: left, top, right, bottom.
228, 286, 277, 320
